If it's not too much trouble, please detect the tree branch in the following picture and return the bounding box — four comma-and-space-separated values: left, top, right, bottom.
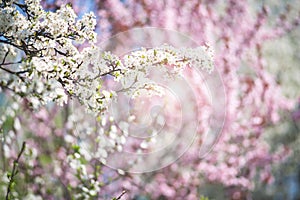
6, 142, 26, 200
113, 190, 126, 200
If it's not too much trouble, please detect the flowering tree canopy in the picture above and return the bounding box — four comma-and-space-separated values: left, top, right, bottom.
1, 0, 300, 200
1, 0, 216, 199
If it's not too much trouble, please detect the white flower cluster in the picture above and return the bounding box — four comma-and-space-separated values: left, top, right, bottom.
0, 0, 214, 114
0, 0, 97, 108
0, 1, 96, 42
66, 150, 101, 199
123, 45, 214, 74
62, 44, 214, 113
118, 44, 214, 99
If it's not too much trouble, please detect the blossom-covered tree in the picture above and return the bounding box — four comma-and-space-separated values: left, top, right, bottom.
82, 0, 299, 199
0, 0, 216, 199
1, 0, 300, 200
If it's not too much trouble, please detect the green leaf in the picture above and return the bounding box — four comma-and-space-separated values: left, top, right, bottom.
7, 172, 11, 179
72, 144, 80, 153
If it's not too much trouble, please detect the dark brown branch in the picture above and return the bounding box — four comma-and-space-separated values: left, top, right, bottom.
99, 68, 122, 77
0, 60, 22, 66
114, 190, 126, 200
0, 66, 26, 82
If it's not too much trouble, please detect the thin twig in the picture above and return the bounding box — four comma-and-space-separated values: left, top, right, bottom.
114, 190, 126, 200
6, 142, 26, 200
